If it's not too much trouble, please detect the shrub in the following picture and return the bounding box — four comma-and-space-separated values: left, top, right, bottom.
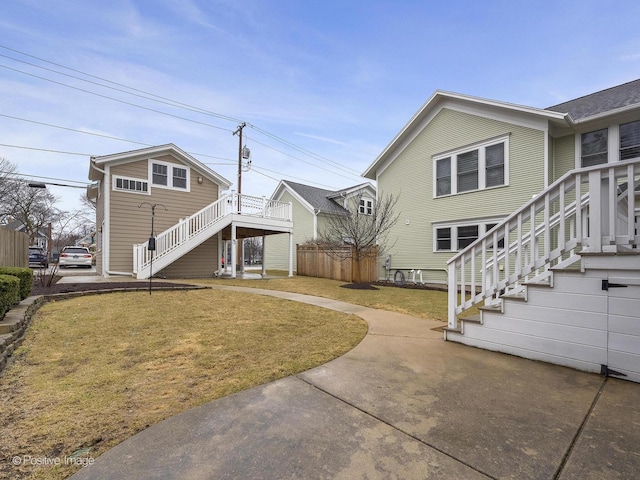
0, 274, 20, 317
0, 267, 33, 300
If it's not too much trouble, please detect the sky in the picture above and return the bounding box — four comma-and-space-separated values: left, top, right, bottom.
2, 0, 640, 215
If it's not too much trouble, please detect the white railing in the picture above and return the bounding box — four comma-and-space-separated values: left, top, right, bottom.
447, 158, 640, 329
133, 192, 291, 275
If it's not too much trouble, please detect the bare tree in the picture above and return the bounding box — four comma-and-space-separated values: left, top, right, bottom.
317, 192, 399, 283
5, 181, 60, 245
244, 237, 263, 265
80, 191, 97, 211
0, 158, 18, 222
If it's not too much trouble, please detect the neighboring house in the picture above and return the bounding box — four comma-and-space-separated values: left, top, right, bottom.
363, 79, 640, 383
6, 219, 48, 250
88, 144, 294, 279
264, 180, 376, 271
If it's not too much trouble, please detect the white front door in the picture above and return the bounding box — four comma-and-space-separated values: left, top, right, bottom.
605, 276, 640, 383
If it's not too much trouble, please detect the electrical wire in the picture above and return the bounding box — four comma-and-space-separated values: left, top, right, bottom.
0, 45, 364, 181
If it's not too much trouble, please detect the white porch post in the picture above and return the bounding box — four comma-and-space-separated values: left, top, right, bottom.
217, 231, 223, 274
231, 224, 237, 279
261, 234, 267, 278
288, 232, 294, 278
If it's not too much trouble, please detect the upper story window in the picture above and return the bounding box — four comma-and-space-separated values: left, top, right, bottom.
620, 120, 640, 161
113, 176, 149, 194
434, 135, 508, 197
580, 128, 608, 167
152, 163, 168, 185
359, 198, 373, 215
150, 160, 190, 191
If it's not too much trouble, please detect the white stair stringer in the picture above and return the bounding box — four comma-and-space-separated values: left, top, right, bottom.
135, 214, 232, 280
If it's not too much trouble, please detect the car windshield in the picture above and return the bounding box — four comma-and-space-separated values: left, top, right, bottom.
29, 248, 42, 254
64, 248, 89, 254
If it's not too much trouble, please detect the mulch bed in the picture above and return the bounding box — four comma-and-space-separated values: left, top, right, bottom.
30, 278, 199, 296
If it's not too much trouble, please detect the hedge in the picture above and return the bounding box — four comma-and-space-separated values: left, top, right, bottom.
0, 274, 20, 318
0, 267, 33, 300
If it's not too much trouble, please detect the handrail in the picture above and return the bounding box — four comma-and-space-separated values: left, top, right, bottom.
447, 158, 640, 329
133, 192, 291, 275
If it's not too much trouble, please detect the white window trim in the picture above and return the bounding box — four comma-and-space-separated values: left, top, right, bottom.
149, 159, 190, 192
575, 124, 627, 169
359, 197, 374, 215
433, 218, 505, 253
112, 175, 150, 195
433, 134, 509, 198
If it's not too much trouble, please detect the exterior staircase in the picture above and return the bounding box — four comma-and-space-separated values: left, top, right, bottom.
133, 192, 292, 279
446, 159, 640, 383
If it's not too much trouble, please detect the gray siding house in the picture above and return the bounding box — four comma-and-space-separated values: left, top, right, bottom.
264, 181, 376, 271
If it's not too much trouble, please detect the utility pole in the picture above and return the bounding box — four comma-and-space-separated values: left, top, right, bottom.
233, 122, 246, 196
232, 122, 246, 274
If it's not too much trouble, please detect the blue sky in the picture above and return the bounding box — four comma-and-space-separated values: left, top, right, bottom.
2, 0, 640, 212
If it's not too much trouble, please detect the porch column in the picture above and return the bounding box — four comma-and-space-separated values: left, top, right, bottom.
288, 232, 294, 278
231, 224, 237, 279
261, 234, 266, 278
217, 232, 223, 274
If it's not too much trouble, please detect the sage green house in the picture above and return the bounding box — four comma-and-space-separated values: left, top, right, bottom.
363, 80, 640, 283
264, 180, 376, 271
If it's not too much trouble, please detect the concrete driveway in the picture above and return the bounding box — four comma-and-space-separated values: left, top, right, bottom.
71, 286, 640, 479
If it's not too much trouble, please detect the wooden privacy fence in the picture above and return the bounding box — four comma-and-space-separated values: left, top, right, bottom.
296, 244, 379, 283
0, 226, 29, 267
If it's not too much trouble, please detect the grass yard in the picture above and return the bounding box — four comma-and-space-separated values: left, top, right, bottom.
194, 274, 451, 321
0, 289, 367, 480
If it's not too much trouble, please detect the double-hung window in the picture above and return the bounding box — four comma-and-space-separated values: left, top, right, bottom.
580, 128, 608, 167
150, 160, 189, 191
620, 120, 640, 161
152, 163, 168, 186
173, 167, 187, 189
359, 198, 373, 215
434, 222, 504, 252
434, 135, 508, 197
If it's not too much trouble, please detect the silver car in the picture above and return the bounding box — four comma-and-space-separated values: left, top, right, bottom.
59, 246, 93, 268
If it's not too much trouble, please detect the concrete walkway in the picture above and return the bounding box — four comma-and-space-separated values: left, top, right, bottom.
71, 286, 640, 480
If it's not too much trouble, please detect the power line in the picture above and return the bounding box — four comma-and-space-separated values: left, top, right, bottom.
0, 63, 233, 133
0, 45, 243, 123
0, 45, 364, 181
0, 144, 89, 156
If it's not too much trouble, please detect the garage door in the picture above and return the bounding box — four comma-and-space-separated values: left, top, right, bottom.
604, 276, 640, 383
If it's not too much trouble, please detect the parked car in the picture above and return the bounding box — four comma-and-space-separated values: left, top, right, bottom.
28, 246, 49, 268
59, 246, 93, 268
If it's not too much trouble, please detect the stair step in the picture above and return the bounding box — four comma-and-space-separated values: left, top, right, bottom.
460, 314, 481, 324
443, 326, 462, 334
479, 304, 502, 312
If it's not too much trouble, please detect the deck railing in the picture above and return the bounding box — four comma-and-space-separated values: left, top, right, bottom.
447, 158, 640, 329
133, 192, 291, 275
